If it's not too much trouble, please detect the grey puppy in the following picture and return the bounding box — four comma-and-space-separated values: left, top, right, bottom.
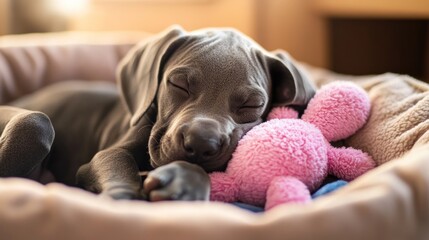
0, 26, 315, 201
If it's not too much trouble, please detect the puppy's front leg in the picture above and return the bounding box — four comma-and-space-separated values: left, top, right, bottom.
76, 148, 142, 200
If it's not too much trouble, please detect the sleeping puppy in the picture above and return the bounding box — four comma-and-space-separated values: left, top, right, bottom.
1, 26, 315, 201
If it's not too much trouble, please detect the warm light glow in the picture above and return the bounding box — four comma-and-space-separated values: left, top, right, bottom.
48, 0, 89, 16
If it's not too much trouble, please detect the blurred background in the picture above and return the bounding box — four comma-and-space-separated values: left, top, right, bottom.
0, 0, 428, 80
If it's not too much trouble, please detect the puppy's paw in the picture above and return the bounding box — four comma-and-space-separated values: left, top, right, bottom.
143, 161, 210, 201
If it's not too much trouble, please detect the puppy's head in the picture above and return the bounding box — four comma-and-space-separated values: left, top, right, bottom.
118, 26, 315, 172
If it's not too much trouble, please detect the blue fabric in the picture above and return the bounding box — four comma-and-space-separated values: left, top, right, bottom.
232, 180, 348, 213
311, 180, 347, 198
232, 202, 265, 213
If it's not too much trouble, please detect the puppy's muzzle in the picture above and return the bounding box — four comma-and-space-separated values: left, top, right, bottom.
179, 119, 226, 163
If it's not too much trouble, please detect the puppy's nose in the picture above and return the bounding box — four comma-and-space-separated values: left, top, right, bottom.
182, 120, 223, 162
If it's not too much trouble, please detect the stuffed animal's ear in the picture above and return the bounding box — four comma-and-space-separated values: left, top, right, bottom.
266, 50, 316, 107
267, 107, 298, 120
117, 25, 187, 126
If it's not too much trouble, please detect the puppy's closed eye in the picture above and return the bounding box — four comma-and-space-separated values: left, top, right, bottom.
235, 97, 265, 123
168, 73, 189, 95
240, 99, 265, 109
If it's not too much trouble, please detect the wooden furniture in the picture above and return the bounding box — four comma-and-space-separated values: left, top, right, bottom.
313, 0, 429, 81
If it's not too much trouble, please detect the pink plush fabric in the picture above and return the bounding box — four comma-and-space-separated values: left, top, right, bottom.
302, 82, 371, 142
327, 146, 375, 181
209, 173, 237, 203
210, 119, 328, 207
265, 176, 311, 210
210, 81, 375, 210
267, 107, 298, 120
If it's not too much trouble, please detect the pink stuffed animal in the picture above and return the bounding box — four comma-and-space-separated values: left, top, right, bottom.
210, 81, 375, 210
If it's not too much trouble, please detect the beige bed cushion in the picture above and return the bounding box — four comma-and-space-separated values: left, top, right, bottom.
1, 143, 428, 240
0, 31, 149, 104
1, 32, 429, 239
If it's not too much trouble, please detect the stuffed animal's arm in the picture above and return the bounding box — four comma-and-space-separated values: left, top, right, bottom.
327, 146, 376, 181
209, 172, 238, 203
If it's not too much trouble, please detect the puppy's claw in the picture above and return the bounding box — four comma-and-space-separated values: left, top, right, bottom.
143, 177, 161, 194
149, 190, 178, 202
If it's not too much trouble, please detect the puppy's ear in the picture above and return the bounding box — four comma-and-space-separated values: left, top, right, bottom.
117, 25, 186, 126
266, 50, 316, 106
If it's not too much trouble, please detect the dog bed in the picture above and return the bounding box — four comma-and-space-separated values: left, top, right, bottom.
0, 32, 428, 240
